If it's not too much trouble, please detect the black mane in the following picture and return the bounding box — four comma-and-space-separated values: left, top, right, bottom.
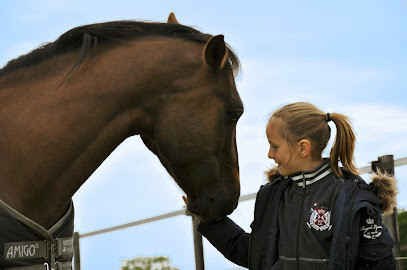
0, 20, 240, 77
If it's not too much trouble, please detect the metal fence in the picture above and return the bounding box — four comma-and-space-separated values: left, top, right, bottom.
73, 155, 407, 270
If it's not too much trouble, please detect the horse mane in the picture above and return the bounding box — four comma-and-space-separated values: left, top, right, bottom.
0, 20, 241, 78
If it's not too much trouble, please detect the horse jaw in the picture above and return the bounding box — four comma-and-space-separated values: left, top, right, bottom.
140, 136, 239, 221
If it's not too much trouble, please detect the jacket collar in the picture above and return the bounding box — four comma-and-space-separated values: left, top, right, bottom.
284, 158, 332, 187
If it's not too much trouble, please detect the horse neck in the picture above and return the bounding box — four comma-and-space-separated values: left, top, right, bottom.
0, 38, 196, 228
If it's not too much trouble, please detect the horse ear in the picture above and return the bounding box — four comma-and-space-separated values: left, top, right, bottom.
167, 12, 180, 24
204, 35, 228, 71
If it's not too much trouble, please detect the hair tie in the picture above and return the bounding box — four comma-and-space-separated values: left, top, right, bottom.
325, 113, 332, 122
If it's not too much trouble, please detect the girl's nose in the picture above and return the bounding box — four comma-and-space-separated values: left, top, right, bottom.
268, 148, 274, 159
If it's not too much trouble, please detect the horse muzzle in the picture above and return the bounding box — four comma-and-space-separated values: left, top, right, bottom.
184, 191, 239, 222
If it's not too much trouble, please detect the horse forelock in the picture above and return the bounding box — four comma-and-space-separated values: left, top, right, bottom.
0, 20, 241, 79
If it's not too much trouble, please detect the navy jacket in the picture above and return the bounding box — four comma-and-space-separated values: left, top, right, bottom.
198, 171, 396, 269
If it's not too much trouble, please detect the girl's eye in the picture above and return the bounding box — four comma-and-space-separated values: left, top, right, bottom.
270, 144, 278, 150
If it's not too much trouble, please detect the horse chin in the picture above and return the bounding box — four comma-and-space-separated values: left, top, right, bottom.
184, 194, 238, 223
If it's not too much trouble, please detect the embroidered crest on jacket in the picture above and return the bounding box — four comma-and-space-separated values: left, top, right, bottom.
359, 217, 383, 239
307, 203, 332, 231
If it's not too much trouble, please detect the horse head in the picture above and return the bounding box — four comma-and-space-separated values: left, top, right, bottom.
140, 14, 243, 222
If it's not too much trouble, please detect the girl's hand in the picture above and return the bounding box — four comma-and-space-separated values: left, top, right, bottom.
182, 196, 202, 226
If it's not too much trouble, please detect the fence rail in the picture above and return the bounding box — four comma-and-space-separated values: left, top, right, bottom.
79, 209, 186, 239
75, 156, 407, 269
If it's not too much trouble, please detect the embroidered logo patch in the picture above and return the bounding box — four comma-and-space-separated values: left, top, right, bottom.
307, 203, 332, 231
359, 217, 383, 239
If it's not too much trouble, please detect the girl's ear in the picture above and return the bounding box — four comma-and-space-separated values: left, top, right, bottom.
298, 139, 312, 157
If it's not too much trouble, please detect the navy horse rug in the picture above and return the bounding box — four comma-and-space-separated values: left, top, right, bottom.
0, 200, 74, 270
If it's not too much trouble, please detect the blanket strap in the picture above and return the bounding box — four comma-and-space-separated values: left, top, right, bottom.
5, 261, 72, 270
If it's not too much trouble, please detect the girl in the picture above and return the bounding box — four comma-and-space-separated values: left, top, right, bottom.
197, 102, 397, 269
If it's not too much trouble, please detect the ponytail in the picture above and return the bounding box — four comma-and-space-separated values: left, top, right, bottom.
329, 113, 359, 177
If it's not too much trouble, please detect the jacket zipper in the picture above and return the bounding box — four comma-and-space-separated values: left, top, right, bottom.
296, 173, 306, 270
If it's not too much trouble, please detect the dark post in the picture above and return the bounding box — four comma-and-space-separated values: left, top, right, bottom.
372, 155, 401, 269
192, 215, 205, 270
73, 232, 81, 270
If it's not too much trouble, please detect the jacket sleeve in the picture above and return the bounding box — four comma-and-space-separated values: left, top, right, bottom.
198, 217, 250, 267
355, 206, 396, 269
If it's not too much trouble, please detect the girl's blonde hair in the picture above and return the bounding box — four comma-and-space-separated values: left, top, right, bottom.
271, 102, 358, 177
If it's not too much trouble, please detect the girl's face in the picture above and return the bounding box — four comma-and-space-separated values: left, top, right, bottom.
266, 117, 302, 176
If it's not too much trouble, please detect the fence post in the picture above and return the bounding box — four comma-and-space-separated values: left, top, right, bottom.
192, 215, 205, 270
372, 155, 402, 269
73, 232, 81, 270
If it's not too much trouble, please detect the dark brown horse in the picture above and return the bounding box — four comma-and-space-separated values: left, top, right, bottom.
0, 13, 243, 233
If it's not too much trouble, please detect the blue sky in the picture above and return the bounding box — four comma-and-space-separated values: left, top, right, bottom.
1, 1, 406, 269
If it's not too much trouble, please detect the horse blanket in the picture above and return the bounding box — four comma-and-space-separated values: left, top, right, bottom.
0, 200, 74, 270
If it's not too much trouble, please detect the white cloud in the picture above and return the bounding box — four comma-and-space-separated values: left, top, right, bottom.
239, 57, 390, 94
332, 104, 407, 163
345, 104, 407, 138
